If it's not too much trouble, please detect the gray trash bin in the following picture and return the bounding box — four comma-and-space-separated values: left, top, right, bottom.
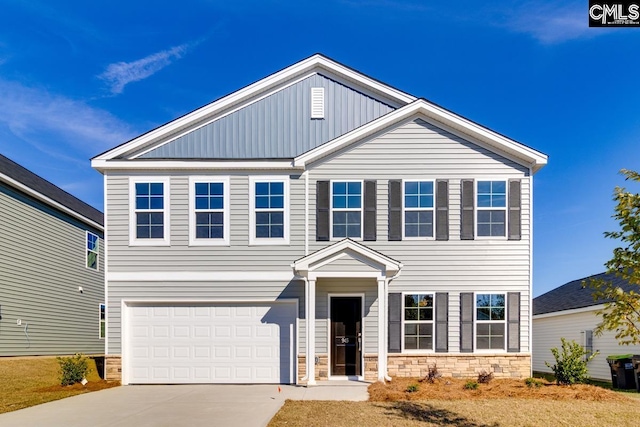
632, 355, 640, 392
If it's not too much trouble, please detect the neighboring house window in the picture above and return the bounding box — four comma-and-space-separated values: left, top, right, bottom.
99, 303, 105, 339
189, 177, 230, 246
129, 177, 170, 246
332, 181, 362, 239
475, 293, 506, 350
476, 181, 506, 237
403, 181, 434, 238
403, 294, 434, 351
249, 177, 289, 245
86, 231, 99, 270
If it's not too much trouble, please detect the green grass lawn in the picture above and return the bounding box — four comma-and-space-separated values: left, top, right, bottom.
0, 356, 118, 414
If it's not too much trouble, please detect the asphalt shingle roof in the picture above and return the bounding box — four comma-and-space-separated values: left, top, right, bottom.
533, 272, 637, 315
0, 154, 103, 227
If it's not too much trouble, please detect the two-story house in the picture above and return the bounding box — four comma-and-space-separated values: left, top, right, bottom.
92, 54, 547, 385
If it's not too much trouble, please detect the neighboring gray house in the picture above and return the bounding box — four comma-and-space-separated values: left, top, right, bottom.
92, 54, 547, 385
0, 154, 104, 356
533, 273, 640, 381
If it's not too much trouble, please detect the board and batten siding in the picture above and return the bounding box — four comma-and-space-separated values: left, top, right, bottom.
307, 118, 532, 353
533, 309, 640, 381
0, 183, 104, 356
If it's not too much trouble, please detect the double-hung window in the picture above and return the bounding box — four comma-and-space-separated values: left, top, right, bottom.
250, 177, 289, 245
403, 181, 434, 238
86, 231, 99, 270
129, 177, 170, 245
475, 293, 506, 350
476, 181, 506, 237
189, 177, 230, 246
331, 181, 362, 239
99, 303, 105, 339
403, 294, 434, 351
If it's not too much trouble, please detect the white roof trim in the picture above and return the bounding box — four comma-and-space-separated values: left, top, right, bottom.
292, 238, 403, 274
0, 172, 103, 231
93, 54, 416, 162
91, 159, 302, 172
294, 99, 548, 173
533, 303, 606, 319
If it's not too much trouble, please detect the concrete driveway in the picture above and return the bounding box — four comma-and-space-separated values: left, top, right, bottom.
0, 383, 368, 427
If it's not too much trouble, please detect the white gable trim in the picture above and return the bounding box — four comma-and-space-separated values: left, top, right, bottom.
294, 100, 548, 173
92, 54, 415, 163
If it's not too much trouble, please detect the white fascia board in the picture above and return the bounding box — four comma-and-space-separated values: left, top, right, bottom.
533, 304, 605, 319
295, 100, 548, 172
91, 159, 302, 172
0, 172, 103, 231
93, 54, 415, 162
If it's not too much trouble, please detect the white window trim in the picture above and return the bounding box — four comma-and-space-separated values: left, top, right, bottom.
128, 176, 171, 246
330, 180, 364, 241
188, 176, 230, 246
249, 176, 290, 246
99, 303, 106, 340
86, 231, 99, 270
475, 179, 508, 240
402, 179, 436, 241
473, 291, 507, 353
401, 292, 436, 353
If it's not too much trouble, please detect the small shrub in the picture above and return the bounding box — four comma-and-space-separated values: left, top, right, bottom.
545, 338, 598, 385
419, 364, 442, 383
405, 383, 419, 393
464, 380, 479, 390
525, 377, 543, 388
477, 370, 493, 384
57, 353, 90, 386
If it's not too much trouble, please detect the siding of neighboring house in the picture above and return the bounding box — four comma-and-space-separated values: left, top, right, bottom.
533, 308, 640, 381
136, 73, 396, 160
307, 118, 532, 353
0, 182, 104, 356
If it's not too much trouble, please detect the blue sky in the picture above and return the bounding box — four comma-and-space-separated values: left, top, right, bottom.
1, 1, 638, 296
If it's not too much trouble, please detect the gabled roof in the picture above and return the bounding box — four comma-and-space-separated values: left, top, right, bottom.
0, 154, 103, 229
533, 272, 637, 316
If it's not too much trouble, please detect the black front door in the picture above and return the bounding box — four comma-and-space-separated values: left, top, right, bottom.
330, 297, 362, 376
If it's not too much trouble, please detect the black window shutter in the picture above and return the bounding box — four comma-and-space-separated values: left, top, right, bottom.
316, 181, 330, 241
435, 292, 448, 352
388, 293, 402, 353
460, 179, 475, 240
460, 292, 474, 353
508, 179, 522, 241
388, 180, 402, 241
435, 180, 449, 241
507, 292, 521, 352
363, 180, 377, 241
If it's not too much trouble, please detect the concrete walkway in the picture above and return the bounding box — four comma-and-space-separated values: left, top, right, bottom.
0, 382, 369, 427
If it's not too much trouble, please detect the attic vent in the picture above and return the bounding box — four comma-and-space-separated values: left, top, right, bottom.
311, 87, 325, 119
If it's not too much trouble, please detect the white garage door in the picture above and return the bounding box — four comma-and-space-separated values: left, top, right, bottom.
126, 302, 296, 384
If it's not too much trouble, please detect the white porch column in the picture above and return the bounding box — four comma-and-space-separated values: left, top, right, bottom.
377, 277, 387, 382
306, 278, 317, 386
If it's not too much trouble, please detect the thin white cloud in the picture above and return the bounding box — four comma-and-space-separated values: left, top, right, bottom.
98, 44, 192, 94
0, 79, 135, 159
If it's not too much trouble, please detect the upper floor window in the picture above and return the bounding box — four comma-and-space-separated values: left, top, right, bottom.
476, 181, 506, 237
249, 177, 289, 245
475, 293, 505, 351
404, 181, 434, 238
331, 181, 362, 239
129, 177, 170, 246
403, 293, 434, 351
99, 303, 106, 339
189, 177, 230, 246
86, 231, 99, 270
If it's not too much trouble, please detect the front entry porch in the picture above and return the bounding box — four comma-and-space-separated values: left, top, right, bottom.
292, 239, 403, 385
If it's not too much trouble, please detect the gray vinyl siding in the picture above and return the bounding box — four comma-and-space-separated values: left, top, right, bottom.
138, 73, 395, 160
106, 172, 305, 271
308, 118, 532, 353
107, 280, 303, 354
0, 183, 104, 356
